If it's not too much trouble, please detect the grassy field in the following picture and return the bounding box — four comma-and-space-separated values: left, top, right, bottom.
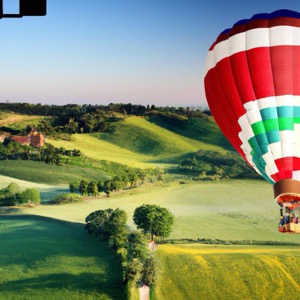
4, 178, 299, 244
0, 160, 110, 185
0, 113, 47, 129
2, 178, 300, 299
47, 134, 152, 168
153, 243, 300, 300
0, 215, 125, 300
95, 116, 222, 156
47, 116, 227, 169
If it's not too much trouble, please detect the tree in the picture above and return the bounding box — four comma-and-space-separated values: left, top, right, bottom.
127, 231, 149, 262
141, 256, 160, 287
69, 181, 80, 193
18, 188, 41, 204
85, 208, 128, 249
133, 204, 174, 241
79, 180, 88, 195
7, 182, 21, 194
87, 181, 98, 196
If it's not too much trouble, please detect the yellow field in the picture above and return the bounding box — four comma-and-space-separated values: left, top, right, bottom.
154, 243, 300, 300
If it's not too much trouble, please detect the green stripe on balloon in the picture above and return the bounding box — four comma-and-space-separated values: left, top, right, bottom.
252, 117, 300, 135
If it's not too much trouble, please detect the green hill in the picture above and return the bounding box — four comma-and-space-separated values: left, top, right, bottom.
0, 160, 110, 185
49, 116, 227, 167
94, 116, 223, 157
147, 111, 232, 150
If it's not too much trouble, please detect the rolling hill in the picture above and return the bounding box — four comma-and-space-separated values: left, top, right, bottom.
0, 107, 294, 300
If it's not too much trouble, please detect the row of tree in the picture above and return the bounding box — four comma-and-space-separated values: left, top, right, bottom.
0, 183, 41, 206
70, 167, 164, 197
85, 204, 174, 290
0, 140, 81, 166
0, 102, 210, 137
0, 102, 209, 118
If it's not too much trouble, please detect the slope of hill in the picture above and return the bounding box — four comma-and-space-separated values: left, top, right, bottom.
95, 116, 221, 156
48, 115, 227, 168
47, 133, 152, 168
147, 111, 232, 150
0, 160, 110, 185
154, 244, 300, 299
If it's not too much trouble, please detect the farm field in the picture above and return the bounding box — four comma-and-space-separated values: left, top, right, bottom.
0, 215, 125, 300
153, 243, 300, 300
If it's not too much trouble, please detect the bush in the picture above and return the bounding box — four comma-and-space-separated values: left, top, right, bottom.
18, 188, 41, 204
50, 193, 82, 204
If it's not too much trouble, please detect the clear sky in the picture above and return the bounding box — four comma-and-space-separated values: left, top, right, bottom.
0, 0, 300, 107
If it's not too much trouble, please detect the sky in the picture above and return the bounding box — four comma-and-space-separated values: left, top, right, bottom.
0, 1, 300, 108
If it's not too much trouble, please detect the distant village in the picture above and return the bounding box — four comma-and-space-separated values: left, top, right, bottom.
0, 128, 44, 148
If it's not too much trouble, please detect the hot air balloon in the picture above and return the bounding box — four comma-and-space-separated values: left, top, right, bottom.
204, 9, 300, 233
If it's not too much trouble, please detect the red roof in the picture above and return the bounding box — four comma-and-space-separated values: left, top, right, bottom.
12, 136, 30, 145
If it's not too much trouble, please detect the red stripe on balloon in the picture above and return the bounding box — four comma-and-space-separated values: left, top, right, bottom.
229, 51, 256, 104
271, 157, 300, 181
210, 18, 300, 50
206, 46, 300, 109
204, 68, 245, 158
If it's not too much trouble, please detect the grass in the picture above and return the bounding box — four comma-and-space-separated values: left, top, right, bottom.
153, 243, 300, 300
0, 215, 125, 300
47, 116, 227, 169
47, 134, 151, 168
147, 113, 233, 150
7, 179, 300, 244
0, 160, 110, 185
96, 116, 218, 156
0, 113, 47, 129
2, 177, 300, 300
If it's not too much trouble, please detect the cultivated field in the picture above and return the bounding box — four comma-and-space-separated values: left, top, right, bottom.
153, 243, 300, 300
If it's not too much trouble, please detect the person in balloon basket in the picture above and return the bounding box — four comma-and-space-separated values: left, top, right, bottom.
278, 208, 291, 232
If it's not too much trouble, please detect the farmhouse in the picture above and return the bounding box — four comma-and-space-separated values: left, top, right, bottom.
11, 128, 44, 148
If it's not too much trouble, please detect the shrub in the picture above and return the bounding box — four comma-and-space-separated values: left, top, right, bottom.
18, 188, 41, 204
50, 193, 82, 205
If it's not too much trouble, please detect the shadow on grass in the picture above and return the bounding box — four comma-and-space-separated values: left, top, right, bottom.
0, 215, 125, 299
0, 272, 122, 297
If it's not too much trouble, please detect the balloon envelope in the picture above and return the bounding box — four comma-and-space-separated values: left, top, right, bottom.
204, 9, 300, 205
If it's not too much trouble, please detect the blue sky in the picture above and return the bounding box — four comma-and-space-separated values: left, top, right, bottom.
0, 0, 300, 107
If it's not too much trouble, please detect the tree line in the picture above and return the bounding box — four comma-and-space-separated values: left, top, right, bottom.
0, 102, 210, 137
0, 140, 80, 166
85, 204, 174, 293
70, 167, 164, 197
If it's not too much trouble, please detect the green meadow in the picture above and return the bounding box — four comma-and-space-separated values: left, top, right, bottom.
2, 178, 300, 300
0, 215, 124, 300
